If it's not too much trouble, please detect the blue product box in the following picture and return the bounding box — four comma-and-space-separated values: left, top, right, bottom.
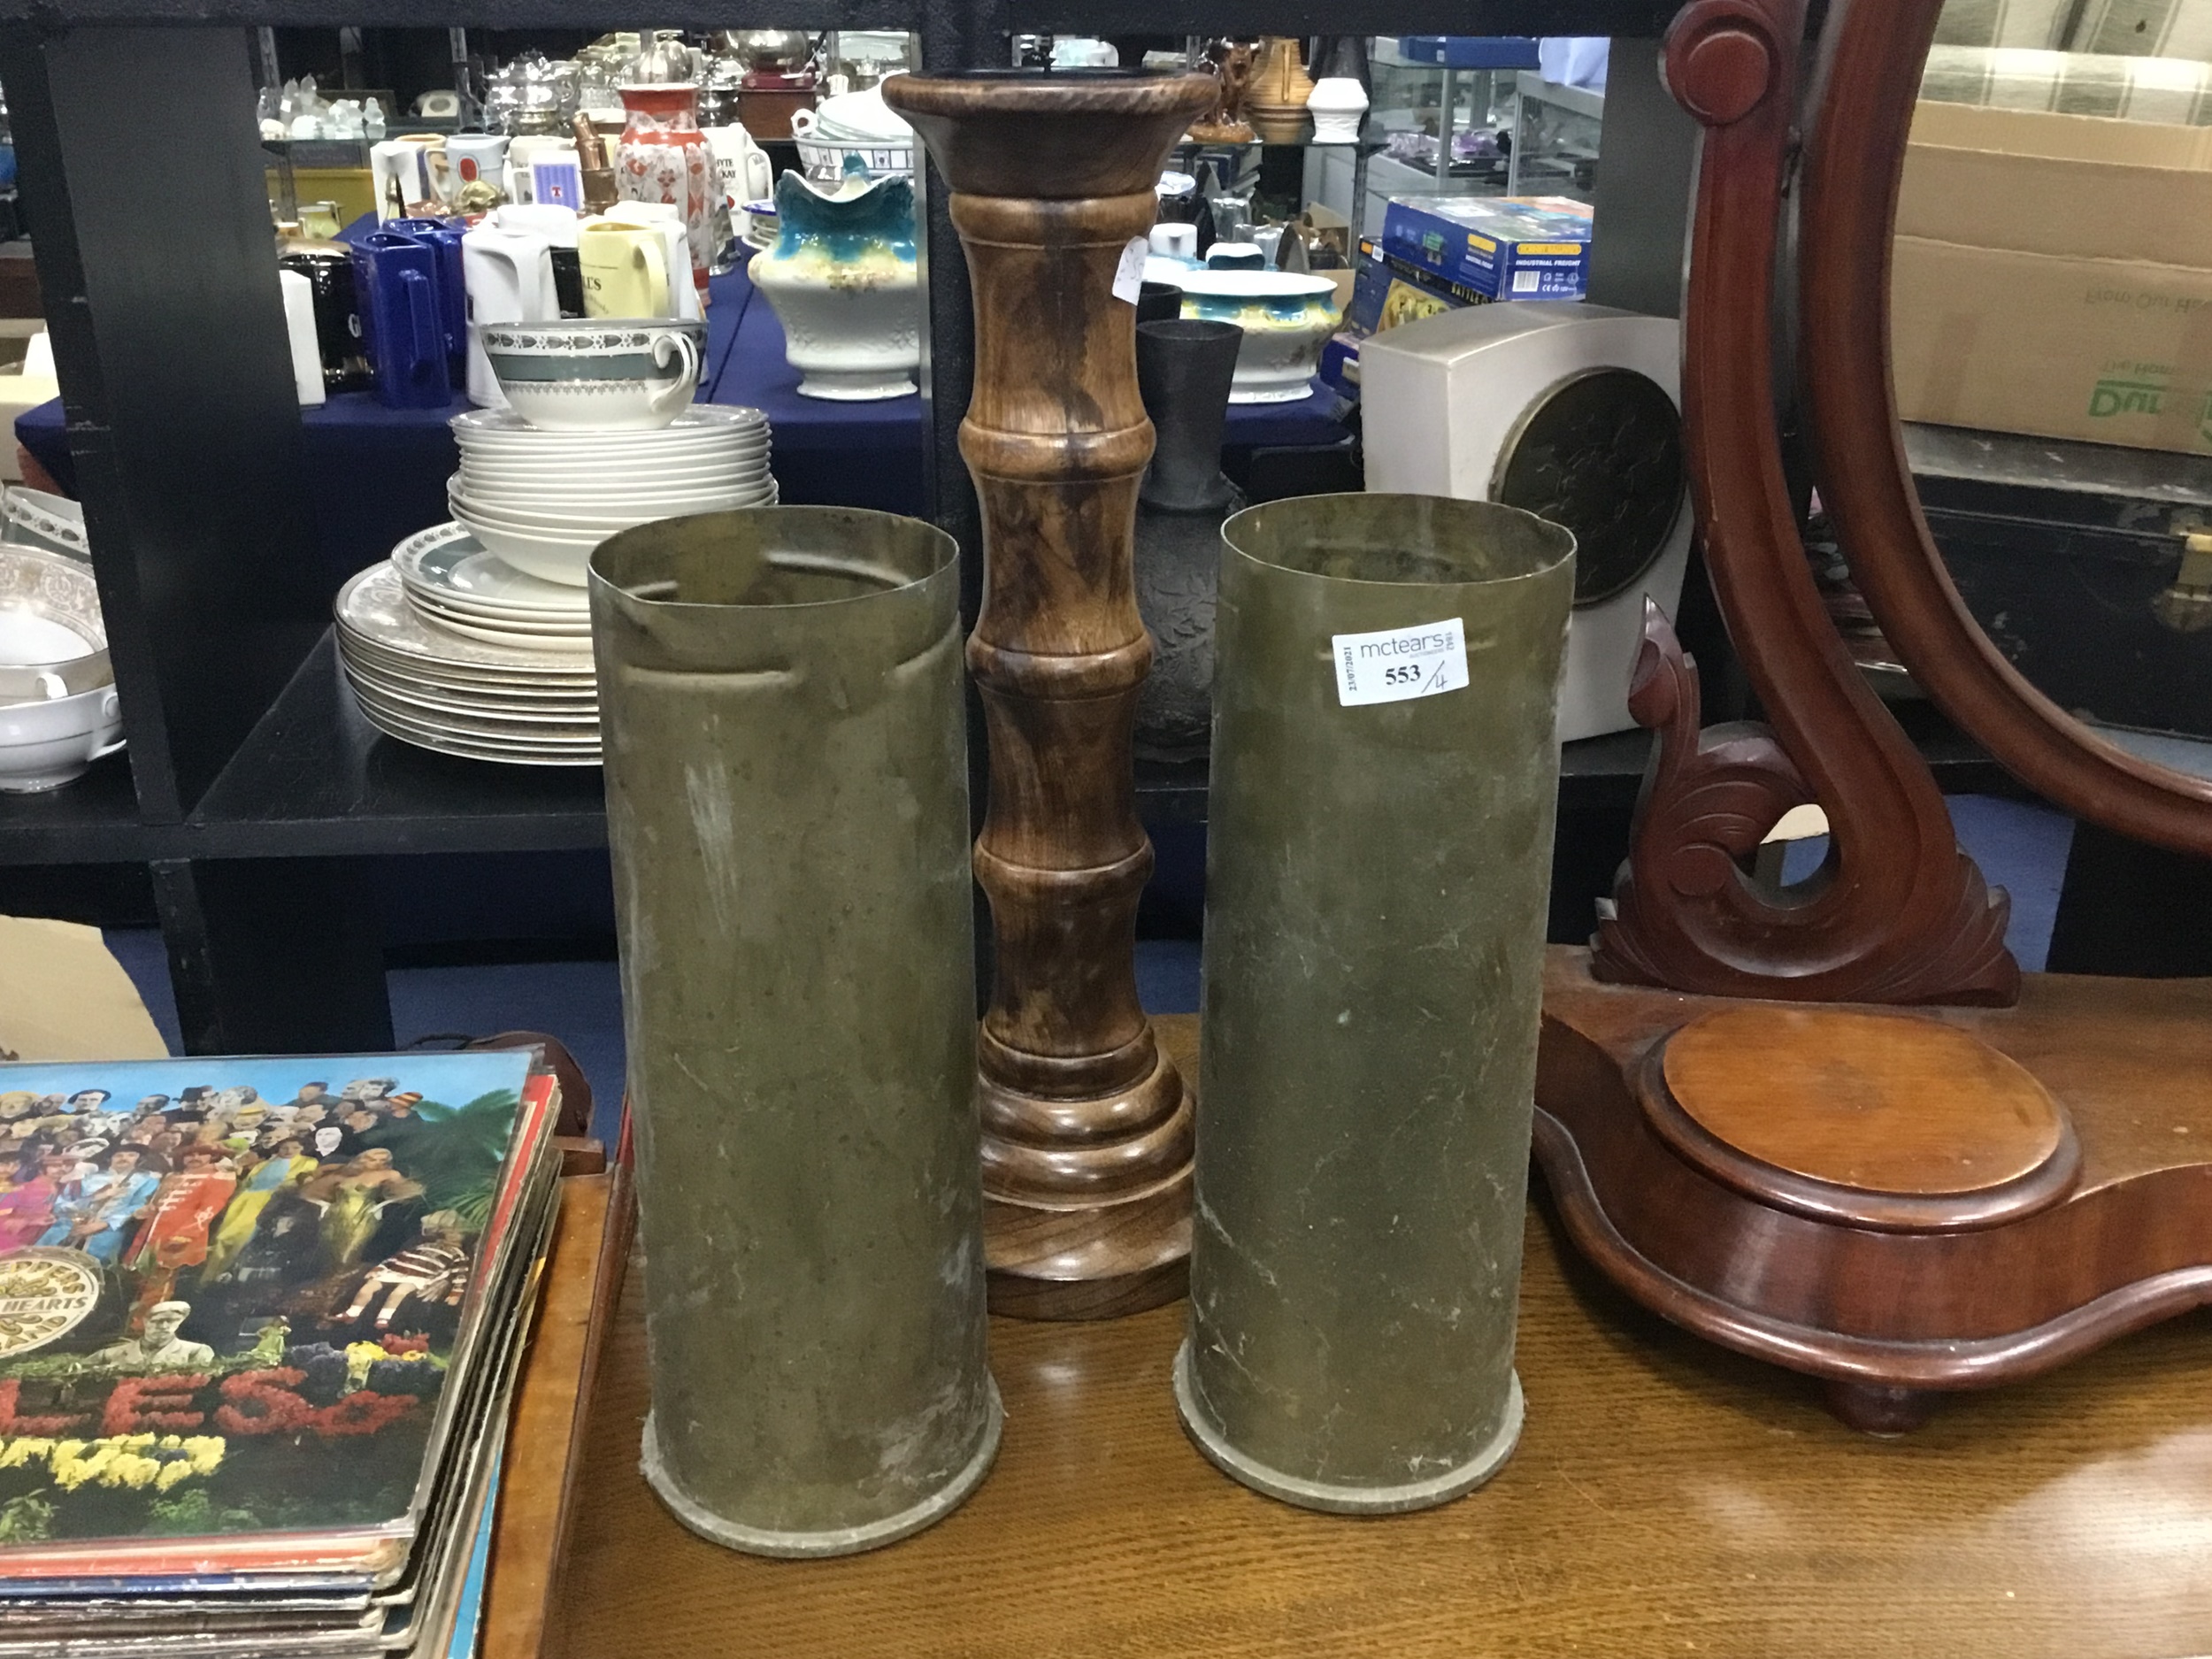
1395, 36, 1541, 70
1330, 242, 1492, 398
1379, 195, 1593, 301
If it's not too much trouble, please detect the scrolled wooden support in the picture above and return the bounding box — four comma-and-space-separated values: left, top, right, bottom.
1588, 0, 2017, 1008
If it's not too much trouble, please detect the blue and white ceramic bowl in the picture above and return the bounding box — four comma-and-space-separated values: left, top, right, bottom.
478, 318, 705, 432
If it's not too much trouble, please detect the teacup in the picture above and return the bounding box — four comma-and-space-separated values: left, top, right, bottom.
479, 319, 706, 432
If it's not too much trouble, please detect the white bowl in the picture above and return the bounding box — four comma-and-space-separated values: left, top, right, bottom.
456, 442, 768, 470
457, 474, 768, 503
448, 512, 603, 586
1173, 271, 1344, 403
457, 465, 770, 496
0, 681, 123, 792
449, 488, 749, 535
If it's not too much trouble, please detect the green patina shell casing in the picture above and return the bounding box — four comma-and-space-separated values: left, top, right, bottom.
589, 507, 1001, 1558
1177, 493, 1576, 1515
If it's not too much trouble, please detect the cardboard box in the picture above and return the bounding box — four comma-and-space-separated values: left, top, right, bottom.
1328, 241, 1489, 396
1379, 195, 1593, 301
1893, 101, 2212, 454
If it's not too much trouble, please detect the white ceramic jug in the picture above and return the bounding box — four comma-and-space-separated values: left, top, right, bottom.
370, 139, 432, 219
278, 269, 326, 407
495, 202, 581, 248
703, 124, 774, 211
461, 225, 558, 407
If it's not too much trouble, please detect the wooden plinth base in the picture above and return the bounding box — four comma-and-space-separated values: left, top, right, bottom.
983, 1017, 1201, 1321
984, 1177, 1191, 1320
1534, 946, 2212, 1431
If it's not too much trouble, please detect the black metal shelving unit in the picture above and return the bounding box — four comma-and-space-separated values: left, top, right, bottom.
0, 0, 2014, 1054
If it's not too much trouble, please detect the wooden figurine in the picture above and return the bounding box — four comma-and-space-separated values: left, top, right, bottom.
1534, 0, 2212, 1433
884, 70, 1218, 1319
1187, 42, 1256, 145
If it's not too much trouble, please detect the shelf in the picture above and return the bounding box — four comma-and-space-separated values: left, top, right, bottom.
0, 0, 1686, 37
0, 747, 150, 864
188, 632, 611, 858
0, 646, 2016, 870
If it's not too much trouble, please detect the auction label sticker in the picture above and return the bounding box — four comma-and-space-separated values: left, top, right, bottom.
1111, 236, 1149, 304
1333, 617, 1469, 706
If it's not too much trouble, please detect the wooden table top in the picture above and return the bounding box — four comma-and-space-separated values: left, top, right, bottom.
553, 1015, 2212, 1659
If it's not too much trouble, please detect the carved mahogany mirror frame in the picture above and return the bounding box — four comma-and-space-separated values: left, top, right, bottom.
1801, 0, 2212, 859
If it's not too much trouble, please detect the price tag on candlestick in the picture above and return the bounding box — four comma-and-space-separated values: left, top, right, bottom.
1333, 617, 1470, 706
1111, 235, 1148, 304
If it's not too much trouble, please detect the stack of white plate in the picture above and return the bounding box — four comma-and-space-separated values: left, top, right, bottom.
335, 552, 599, 768
447, 405, 775, 587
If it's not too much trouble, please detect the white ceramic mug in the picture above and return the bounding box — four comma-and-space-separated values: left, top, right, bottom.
1150, 223, 1199, 264
531, 150, 586, 211
503, 135, 573, 204
446, 134, 511, 190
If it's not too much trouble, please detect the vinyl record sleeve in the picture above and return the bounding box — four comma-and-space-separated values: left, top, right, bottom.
0, 1050, 557, 1586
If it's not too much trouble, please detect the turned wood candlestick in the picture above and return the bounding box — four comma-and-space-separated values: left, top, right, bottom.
885, 71, 1217, 1319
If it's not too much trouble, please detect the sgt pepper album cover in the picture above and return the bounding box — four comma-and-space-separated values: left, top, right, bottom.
0, 1050, 550, 1562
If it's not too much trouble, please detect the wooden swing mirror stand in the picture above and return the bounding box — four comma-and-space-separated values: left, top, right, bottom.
1534, 0, 2212, 1433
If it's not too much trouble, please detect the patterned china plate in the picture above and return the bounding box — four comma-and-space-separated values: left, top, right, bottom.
349, 702, 603, 769
450, 404, 767, 447
334, 641, 593, 699
337, 563, 594, 669
339, 663, 597, 724
349, 681, 602, 744
393, 523, 590, 617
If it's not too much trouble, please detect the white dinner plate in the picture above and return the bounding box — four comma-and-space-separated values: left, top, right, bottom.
340, 665, 597, 724
337, 642, 596, 700
405, 610, 595, 655
349, 680, 602, 744
403, 598, 591, 636
351, 704, 603, 769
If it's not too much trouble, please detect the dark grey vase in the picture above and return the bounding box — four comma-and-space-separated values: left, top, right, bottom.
1133, 319, 1243, 762
1137, 280, 1183, 326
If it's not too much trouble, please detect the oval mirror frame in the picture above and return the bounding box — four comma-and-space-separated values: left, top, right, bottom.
1799, 0, 2212, 859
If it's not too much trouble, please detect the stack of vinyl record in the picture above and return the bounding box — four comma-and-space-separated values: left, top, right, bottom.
0, 1047, 564, 1659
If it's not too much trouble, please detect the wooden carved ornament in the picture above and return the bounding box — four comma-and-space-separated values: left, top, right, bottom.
1588, 0, 2016, 1007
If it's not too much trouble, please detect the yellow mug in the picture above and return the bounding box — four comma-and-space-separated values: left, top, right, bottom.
578, 221, 672, 319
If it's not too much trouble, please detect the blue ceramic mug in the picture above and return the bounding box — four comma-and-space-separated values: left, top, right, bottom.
387, 216, 469, 375
350, 231, 451, 408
